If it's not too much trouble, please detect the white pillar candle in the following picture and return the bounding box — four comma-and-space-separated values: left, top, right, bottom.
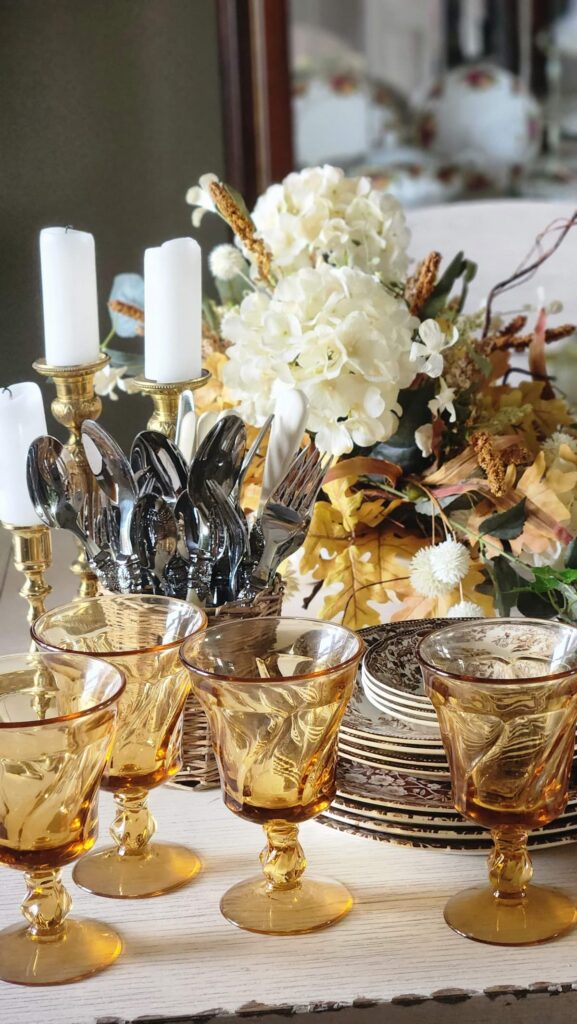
144, 237, 202, 383
40, 227, 100, 367
0, 383, 47, 526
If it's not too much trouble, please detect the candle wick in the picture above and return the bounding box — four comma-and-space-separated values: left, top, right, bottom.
1, 386, 13, 398
64, 225, 73, 233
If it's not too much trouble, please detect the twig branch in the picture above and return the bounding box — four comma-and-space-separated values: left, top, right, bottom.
481, 211, 577, 338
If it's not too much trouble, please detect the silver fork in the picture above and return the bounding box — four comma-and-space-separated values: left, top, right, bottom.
206, 479, 247, 603
251, 445, 330, 588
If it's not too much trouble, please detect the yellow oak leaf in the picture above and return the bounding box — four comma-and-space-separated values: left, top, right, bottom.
323, 477, 363, 533
323, 475, 401, 533
517, 453, 573, 527
318, 526, 423, 629
299, 502, 349, 581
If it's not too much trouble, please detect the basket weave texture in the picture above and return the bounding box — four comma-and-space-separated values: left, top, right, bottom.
176, 577, 285, 789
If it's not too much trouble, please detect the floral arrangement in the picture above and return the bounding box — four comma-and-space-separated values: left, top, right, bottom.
101, 165, 577, 630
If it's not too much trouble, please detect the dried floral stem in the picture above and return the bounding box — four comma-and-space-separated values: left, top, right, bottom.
404, 251, 441, 315
108, 299, 145, 325
208, 182, 272, 283
343, 575, 410, 621
470, 432, 507, 497
486, 323, 575, 352
482, 211, 577, 338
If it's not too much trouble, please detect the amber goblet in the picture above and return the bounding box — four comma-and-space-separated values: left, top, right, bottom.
181, 616, 364, 935
418, 617, 577, 946
0, 651, 125, 985
32, 594, 206, 899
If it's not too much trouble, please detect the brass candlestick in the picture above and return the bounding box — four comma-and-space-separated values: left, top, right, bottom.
3, 523, 52, 635
133, 370, 211, 439
33, 353, 110, 598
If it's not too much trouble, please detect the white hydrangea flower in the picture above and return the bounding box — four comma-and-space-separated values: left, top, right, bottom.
186, 172, 220, 227
209, 244, 246, 281
429, 539, 470, 586
251, 165, 410, 282
415, 423, 434, 456
221, 262, 419, 457
447, 600, 484, 618
409, 547, 453, 598
410, 319, 459, 379
428, 377, 457, 422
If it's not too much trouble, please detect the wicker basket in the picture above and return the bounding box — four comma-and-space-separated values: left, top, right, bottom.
174, 577, 285, 790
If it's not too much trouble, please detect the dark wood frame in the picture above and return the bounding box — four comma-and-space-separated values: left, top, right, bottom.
216, 0, 294, 206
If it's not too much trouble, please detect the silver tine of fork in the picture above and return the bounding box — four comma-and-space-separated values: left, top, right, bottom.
270, 445, 319, 508
268, 445, 312, 505
292, 454, 331, 515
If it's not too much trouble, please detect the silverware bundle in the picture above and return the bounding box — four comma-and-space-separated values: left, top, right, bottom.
26, 402, 329, 607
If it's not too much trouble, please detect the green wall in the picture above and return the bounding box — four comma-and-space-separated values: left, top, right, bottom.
0, 0, 227, 443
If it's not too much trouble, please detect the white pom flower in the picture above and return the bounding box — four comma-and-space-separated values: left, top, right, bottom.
447, 600, 484, 618
410, 319, 459, 379
409, 547, 453, 598
209, 244, 246, 281
221, 262, 419, 456
251, 165, 410, 282
409, 540, 471, 598
429, 539, 470, 586
543, 429, 577, 466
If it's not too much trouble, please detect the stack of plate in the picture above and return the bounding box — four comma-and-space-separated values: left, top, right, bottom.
318, 619, 577, 852
360, 623, 439, 728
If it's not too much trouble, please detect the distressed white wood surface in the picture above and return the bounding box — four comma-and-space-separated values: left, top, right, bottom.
3, 533, 577, 1021
1, 787, 577, 1023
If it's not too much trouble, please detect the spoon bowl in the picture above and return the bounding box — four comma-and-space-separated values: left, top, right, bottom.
82, 420, 138, 556
131, 431, 188, 502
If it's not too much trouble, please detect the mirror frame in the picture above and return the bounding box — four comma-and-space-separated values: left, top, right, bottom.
217, 0, 294, 206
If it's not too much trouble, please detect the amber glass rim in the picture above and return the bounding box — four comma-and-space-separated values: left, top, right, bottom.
180, 615, 365, 685
0, 651, 126, 729
31, 594, 208, 659
417, 617, 577, 685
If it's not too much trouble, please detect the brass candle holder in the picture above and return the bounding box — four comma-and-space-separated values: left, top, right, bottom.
133, 370, 211, 439
3, 523, 52, 632
33, 353, 110, 598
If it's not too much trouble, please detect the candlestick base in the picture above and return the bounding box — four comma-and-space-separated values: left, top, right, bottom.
2, 523, 52, 644
33, 353, 109, 598
133, 371, 211, 440
32, 354, 110, 452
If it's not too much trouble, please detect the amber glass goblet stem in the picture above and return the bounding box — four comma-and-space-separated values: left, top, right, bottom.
20, 868, 73, 942
109, 788, 156, 858
260, 821, 307, 893
488, 827, 532, 904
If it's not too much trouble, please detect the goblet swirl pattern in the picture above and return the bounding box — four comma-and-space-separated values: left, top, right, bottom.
32, 594, 206, 899
181, 616, 364, 934
0, 651, 125, 985
418, 618, 577, 946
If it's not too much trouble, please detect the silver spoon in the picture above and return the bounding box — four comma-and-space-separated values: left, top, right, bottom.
27, 435, 103, 561
175, 390, 196, 463
131, 431, 188, 501
81, 420, 138, 556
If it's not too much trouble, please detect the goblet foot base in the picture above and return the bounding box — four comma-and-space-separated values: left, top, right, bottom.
221, 875, 353, 935
73, 841, 202, 899
0, 918, 122, 986
444, 884, 577, 946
